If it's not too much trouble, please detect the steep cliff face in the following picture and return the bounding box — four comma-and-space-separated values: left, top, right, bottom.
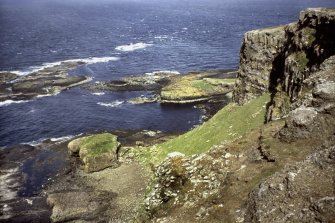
234, 8, 335, 120
143, 8, 335, 223
233, 25, 287, 104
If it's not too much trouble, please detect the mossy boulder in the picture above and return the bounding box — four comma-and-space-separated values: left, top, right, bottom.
68, 133, 120, 173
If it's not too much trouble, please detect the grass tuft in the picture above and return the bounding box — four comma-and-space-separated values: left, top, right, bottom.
79, 133, 119, 157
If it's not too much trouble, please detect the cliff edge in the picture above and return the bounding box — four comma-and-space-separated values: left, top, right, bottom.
234, 8, 335, 120
142, 8, 335, 223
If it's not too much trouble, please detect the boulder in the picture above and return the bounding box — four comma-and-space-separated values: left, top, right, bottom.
67, 133, 120, 173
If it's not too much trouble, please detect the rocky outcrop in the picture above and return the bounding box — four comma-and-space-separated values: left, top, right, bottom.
84, 71, 177, 92
47, 190, 117, 222
0, 72, 17, 83
68, 133, 120, 173
143, 8, 335, 223
0, 61, 91, 102
145, 151, 227, 213
234, 8, 335, 120
244, 144, 335, 223
84, 70, 235, 104
144, 76, 335, 222
160, 71, 235, 104
233, 25, 287, 104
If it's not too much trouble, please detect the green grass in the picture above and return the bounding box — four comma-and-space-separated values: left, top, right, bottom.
321, 8, 335, 12
203, 78, 236, 86
79, 133, 119, 156
258, 24, 286, 32
153, 94, 270, 161
293, 51, 309, 72
302, 27, 316, 46
191, 80, 215, 91
191, 78, 236, 91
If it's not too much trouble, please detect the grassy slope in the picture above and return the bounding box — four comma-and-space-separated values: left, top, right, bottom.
154, 94, 270, 160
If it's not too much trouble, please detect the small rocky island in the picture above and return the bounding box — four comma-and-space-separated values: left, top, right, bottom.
1, 8, 335, 223
84, 69, 236, 104
0, 61, 92, 102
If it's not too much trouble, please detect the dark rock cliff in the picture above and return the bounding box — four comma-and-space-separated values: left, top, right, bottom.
234, 8, 335, 121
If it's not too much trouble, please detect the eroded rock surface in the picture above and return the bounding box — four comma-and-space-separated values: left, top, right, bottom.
0, 61, 91, 102
233, 25, 287, 104
234, 8, 335, 121
46, 161, 149, 223
245, 144, 335, 223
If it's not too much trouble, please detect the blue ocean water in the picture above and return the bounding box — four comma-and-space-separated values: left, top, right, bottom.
0, 0, 334, 147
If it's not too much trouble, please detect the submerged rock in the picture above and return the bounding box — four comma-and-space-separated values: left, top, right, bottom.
68, 133, 120, 173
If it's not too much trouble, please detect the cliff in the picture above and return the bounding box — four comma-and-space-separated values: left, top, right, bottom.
234, 8, 335, 120
142, 8, 335, 223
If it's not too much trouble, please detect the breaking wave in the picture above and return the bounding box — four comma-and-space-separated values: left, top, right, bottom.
97, 100, 124, 108
2, 56, 120, 76
0, 100, 29, 107
115, 42, 153, 52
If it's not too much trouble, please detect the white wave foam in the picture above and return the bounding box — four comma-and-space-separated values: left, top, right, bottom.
0, 100, 29, 107
115, 42, 153, 52
24, 133, 82, 146
97, 100, 124, 108
144, 70, 180, 76
35, 90, 62, 98
24, 138, 46, 146
92, 92, 105, 96
50, 135, 75, 142
0, 167, 20, 202
2, 56, 120, 76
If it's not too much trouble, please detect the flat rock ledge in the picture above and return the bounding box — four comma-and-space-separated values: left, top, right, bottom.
0, 61, 92, 102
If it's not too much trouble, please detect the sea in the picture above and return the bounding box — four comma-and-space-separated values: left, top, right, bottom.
1, 0, 334, 147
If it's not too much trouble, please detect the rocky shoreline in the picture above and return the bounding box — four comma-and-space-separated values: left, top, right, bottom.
0, 129, 177, 222
1, 7, 335, 223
